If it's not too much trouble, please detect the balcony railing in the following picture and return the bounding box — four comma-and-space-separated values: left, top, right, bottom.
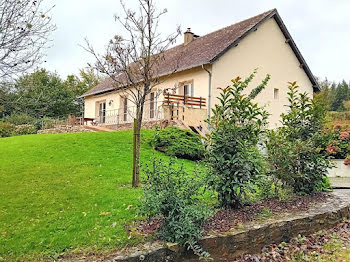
96, 102, 163, 126
164, 94, 206, 108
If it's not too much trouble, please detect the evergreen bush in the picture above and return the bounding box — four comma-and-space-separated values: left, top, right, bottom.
151, 126, 204, 160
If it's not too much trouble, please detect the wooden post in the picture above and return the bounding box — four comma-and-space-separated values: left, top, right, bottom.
177, 102, 179, 120
200, 97, 202, 109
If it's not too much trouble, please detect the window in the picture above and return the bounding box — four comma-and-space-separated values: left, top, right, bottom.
123, 97, 128, 122
183, 84, 191, 96
149, 92, 156, 119
274, 88, 279, 100
180, 82, 194, 97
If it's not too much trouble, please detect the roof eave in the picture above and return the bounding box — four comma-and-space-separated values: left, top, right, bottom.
272, 11, 320, 92
79, 63, 213, 98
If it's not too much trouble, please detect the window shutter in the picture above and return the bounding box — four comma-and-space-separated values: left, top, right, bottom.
191, 83, 194, 97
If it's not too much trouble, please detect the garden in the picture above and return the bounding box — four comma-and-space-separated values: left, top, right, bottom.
137, 72, 337, 259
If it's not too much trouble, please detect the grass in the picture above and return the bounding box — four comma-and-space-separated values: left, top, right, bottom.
0, 130, 195, 261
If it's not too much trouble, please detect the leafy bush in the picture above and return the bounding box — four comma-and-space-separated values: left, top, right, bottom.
3, 113, 37, 126
139, 158, 211, 257
151, 126, 204, 160
320, 126, 350, 161
266, 82, 332, 195
14, 124, 37, 135
205, 71, 270, 209
0, 122, 15, 137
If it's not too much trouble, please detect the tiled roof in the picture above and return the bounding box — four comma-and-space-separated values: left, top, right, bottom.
81, 8, 318, 97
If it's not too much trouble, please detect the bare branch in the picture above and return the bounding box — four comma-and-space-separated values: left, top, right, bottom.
0, 0, 55, 82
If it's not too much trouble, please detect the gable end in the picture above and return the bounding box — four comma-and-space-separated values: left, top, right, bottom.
210, 9, 320, 92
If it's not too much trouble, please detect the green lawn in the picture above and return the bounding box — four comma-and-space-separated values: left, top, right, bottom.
0, 130, 194, 261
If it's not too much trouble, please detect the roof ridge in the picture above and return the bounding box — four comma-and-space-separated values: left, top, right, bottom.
160, 9, 276, 52
191, 8, 276, 42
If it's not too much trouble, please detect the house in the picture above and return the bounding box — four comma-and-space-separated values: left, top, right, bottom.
80, 9, 319, 132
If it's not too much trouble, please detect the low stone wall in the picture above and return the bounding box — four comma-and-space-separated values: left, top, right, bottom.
328, 159, 350, 178
107, 190, 350, 262
38, 125, 94, 134
107, 120, 185, 131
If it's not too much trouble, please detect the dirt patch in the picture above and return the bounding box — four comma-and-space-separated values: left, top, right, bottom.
138, 193, 331, 236
204, 193, 330, 235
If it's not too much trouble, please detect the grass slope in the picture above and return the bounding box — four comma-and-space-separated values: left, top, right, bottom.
0, 130, 193, 261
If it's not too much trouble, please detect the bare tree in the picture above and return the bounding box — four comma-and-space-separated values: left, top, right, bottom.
85, 0, 180, 187
0, 0, 55, 81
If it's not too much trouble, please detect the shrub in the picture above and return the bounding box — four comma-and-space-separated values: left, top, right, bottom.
266, 82, 332, 195
3, 113, 37, 126
206, 71, 270, 209
139, 158, 211, 257
0, 122, 15, 137
14, 124, 37, 135
321, 126, 350, 160
151, 126, 205, 160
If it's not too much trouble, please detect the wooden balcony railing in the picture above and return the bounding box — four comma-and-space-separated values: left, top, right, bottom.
164, 93, 206, 108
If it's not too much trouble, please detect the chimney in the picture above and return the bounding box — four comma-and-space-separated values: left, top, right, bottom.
184, 28, 194, 45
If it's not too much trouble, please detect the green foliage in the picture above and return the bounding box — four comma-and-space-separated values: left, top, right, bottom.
315, 176, 332, 192
0, 122, 15, 137
140, 158, 211, 256
266, 82, 332, 195
3, 113, 37, 126
0, 68, 101, 121
206, 71, 269, 209
317, 79, 350, 112
254, 175, 294, 201
11, 69, 76, 118
64, 68, 102, 113
151, 126, 205, 160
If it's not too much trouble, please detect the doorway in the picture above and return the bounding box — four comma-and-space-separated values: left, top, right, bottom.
98, 101, 106, 124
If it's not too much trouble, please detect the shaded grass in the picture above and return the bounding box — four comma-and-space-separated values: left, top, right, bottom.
0, 130, 194, 261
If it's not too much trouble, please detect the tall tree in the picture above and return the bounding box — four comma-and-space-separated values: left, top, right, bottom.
85, 0, 180, 187
65, 68, 102, 114
13, 69, 75, 118
0, 0, 55, 81
331, 80, 350, 111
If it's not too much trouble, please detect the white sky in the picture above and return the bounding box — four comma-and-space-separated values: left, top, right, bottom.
43, 0, 350, 82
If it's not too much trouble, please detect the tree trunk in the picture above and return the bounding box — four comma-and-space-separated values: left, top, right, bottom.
132, 107, 143, 187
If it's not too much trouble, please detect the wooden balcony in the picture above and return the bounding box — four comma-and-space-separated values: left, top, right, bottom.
164, 93, 206, 108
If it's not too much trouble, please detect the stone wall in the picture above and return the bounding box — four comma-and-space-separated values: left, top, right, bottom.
38, 125, 94, 134
106, 190, 350, 262
107, 120, 185, 131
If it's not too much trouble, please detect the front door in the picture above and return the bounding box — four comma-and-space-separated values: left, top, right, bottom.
99, 102, 106, 124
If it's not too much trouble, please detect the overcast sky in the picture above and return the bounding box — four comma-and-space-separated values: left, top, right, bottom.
43, 0, 350, 82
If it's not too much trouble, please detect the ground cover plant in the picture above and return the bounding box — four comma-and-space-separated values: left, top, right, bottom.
0, 130, 194, 261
